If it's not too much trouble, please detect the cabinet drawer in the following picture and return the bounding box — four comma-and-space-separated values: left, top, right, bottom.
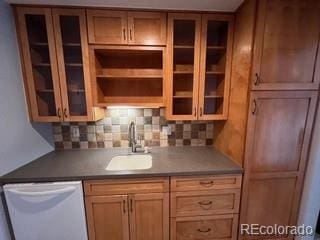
171, 189, 240, 217
84, 177, 169, 195
171, 174, 242, 192
171, 214, 238, 240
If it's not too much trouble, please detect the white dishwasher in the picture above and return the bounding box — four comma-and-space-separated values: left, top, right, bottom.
4, 181, 88, 240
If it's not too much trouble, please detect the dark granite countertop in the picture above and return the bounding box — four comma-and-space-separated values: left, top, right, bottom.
0, 147, 243, 183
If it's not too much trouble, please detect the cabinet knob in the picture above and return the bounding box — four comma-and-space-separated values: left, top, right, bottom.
194, 107, 197, 117
200, 107, 203, 117
129, 29, 133, 41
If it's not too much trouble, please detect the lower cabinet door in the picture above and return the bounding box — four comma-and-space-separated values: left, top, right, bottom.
85, 195, 129, 240
130, 193, 169, 240
171, 214, 238, 240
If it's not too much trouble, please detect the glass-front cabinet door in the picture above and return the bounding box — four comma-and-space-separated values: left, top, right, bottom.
198, 15, 234, 120
166, 13, 201, 120
17, 8, 63, 122
53, 9, 93, 121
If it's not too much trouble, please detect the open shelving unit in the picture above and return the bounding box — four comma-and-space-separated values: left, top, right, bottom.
91, 46, 165, 107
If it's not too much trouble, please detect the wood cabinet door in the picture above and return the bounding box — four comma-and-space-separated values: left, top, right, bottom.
52, 9, 96, 122
198, 14, 234, 120
16, 7, 63, 122
85, 195, 130, 240
127, 12, 166, 45
87, 10, 128, 44
129, 193, 169, 240
240, 91, 318, 239
166, 13, 201, 120
252, 0, 320, 90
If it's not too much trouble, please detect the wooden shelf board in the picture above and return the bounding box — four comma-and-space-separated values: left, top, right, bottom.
33, 63, 51, 67
174, 45, 194, 49
97, 74, 162, 79
207, 46, 226, 50
30, 42, 48, 47
65, 63, 83, 67
206, 71, 225, 75
173, 71, 194, 74
36, 89, 54, 93
173, 96, 193, 99
63, 43, 81, 47
205, 95, 224, 98
68, 89, 85, 93
97, 96, 164, 108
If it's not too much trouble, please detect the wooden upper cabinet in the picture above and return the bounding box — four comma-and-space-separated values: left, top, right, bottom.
16, 7, 62, 122
87, 10, 128, 45
52, 9, 97, 121
87, 10, 166, 46
130, 193, 169, 240
128, 12, 166, 45
252, 0, 320, 90
166, 13, 233, 121
198, 14, 234, 120
16, 7, 104, 122
85, 195, 130, 240
166, 13, 201, 120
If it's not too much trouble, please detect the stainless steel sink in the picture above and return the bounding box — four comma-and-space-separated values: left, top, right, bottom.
106, 154, 152, 171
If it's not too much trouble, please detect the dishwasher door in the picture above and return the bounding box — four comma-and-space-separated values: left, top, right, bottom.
4, 181, 88, 240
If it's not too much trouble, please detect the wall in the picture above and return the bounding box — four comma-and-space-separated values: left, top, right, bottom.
53, 108, 214, 149
298, 103, 320, 239
213, 0, 256, 165
0, 1, 54, 239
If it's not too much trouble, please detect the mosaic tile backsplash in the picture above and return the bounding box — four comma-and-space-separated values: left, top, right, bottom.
53, 108, 214, 149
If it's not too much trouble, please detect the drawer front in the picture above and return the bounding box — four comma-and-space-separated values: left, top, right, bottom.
171, 189, 240, 217
171, 214, 238, 240
84, 177, 169, 195
171, 175, 242, 192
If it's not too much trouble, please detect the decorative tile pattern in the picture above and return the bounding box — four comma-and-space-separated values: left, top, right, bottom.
53, 108, 214, 149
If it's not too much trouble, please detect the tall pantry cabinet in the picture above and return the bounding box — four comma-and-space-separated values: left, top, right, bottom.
239, 0, 320, 239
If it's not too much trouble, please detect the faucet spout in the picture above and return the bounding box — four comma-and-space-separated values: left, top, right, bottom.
128, 121, 141, 153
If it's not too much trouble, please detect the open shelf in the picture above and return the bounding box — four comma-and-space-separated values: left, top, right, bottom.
174, 45, 194, 49
96, 68, 162, 79
206, 71, 225, 75
207, 46, 226, 50
93, 47, 164, 106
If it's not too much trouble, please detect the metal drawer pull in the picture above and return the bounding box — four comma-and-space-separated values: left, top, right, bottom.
123, 199, 126, 213
198, 227, 211, 233
199, 180, 214, 187
198, 200, 213, 210
254, 73, 260, 85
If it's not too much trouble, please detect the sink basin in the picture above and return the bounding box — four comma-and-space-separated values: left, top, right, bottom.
106, 154, 152, 171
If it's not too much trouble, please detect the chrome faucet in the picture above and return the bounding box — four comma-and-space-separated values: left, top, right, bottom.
128, 121, 142, 153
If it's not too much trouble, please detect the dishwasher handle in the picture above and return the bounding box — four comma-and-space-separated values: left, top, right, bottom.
7, 186, 76, 197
